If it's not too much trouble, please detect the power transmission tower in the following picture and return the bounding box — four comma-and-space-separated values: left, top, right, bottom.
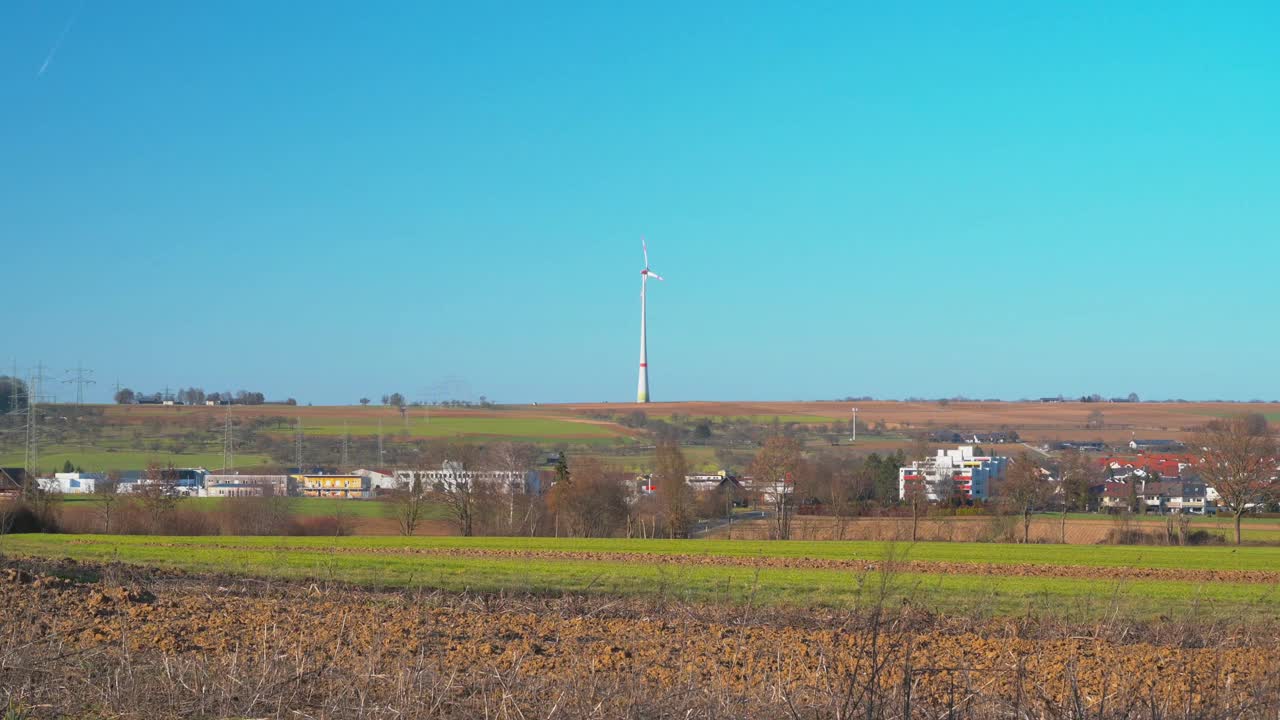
8, 360, 21, 417
2, 361, 23, 463
340, 422, 350, 468
222, 406, 235, 471
294, 417, 304, 474
24, 362, 52, 477
64, 361, 95, 405
24, 388, 35, 478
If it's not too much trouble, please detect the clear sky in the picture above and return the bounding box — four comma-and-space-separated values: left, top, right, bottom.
3, 2, 1279, 404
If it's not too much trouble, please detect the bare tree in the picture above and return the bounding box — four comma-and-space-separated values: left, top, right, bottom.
805, 455, 855, 540
750, 435, 802, 540
1054, 450, 1098, 543
1000, 453, 1048, 543
0, 499, 15, 544
391, 474, 431, 536
929, 467, 956, 507
1086, 409, 1105, 430
900, 472, 928, 543
483, 442, 539, 535
95, 476, 120, 533
548, 457, 629, 537
426, 444, 485, 536
1194, 415, 1278, 545
653, 439, 693, 538
137, 464, 181, 534
220, 493, 293, 535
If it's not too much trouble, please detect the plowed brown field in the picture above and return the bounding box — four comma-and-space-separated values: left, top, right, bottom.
551, 399, 1262, 441
100, 399, 1272, 443
3, 561, 1278, 719
711, 514, 1280, 544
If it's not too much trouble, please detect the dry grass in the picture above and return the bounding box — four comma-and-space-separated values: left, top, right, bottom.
3, 555, 1280, 719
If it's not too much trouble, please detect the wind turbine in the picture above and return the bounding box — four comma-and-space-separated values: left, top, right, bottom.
637, 237, 663, 403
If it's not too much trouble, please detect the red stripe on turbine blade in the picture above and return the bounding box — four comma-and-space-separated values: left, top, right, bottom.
639, 363, 647, 367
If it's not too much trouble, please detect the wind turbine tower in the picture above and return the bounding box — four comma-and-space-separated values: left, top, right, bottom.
637, 238, 663, 403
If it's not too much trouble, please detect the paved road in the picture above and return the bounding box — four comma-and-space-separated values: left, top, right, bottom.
691, 511, 768, 537
1021, 442, 1052, 457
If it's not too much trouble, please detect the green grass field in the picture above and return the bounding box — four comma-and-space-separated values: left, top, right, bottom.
0, 446, 273, 474
4, 535, 1277, 620
276, 415, 628, 443
646, 414, 835, 425
57, 495, 445, 520
582, 445, 721, 472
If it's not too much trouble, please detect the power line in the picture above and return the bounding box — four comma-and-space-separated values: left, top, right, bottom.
63, 361, 95, 405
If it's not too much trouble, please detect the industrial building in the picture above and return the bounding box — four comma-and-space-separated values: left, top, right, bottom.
37, 472, 104, 495
395, 462, 537, 495
292, 474, 371, 499
203, 474, 290, 497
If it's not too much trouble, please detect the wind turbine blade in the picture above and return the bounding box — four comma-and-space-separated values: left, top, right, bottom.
642, 236, 649, 268
647, 271, 664, 281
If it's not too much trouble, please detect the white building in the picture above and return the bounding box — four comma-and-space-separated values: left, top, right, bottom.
37, 472, 103, 494
353, 468, 400, 491
395, 462, 533, 494
202, 474, 289, 497
205, 482, 267, 498
685, 471, 728, 493
899, 446, 1008, 502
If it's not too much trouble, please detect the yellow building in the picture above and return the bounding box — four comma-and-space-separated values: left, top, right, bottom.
291, 474, 371, 499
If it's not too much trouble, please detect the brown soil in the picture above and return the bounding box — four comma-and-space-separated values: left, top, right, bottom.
101, 399, 1269, 443
553, 399, 1267, 442
710, 515, 1280, 544
2, 561, 1277, 719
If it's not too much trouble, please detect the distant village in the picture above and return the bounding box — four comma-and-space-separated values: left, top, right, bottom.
0, 430, 1251, 518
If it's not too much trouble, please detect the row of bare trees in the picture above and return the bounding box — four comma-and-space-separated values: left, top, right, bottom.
392, 442, 546, 537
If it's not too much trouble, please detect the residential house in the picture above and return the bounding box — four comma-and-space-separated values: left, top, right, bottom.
1164, 479, 1211, 515
0, 468, 26, 499
685, 471, 728, 493
1096, 481, 1134, 512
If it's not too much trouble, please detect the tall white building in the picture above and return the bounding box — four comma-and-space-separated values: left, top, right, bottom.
898, 446, 1007, 502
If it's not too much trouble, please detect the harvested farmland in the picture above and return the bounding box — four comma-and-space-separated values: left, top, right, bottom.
2, 560, 1278, 719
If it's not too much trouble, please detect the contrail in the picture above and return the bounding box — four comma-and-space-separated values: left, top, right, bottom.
37, 1, 83, 77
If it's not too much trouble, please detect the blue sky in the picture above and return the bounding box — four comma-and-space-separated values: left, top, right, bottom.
3, 2, 1278, 404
